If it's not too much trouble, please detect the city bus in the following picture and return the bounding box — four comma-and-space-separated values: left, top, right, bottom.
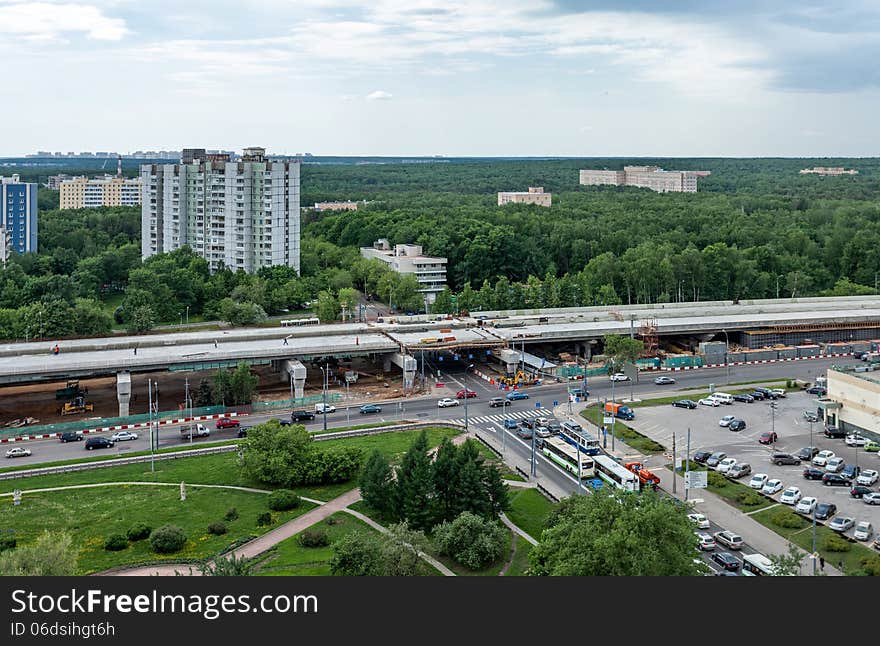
540, 436, 595, 480
280, 317, 321, 327
592, 454, 640, 492
559, 421, 602, 455
741, 552, 778, 576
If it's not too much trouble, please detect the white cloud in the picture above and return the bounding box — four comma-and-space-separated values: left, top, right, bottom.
0, 2, 128, 41
366, 90, 393, 100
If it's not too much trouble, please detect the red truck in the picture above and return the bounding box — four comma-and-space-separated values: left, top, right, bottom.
624, 462, 660, 491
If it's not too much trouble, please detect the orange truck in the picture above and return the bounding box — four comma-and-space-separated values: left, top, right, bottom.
625, 462, 660, 491
604, 401, 635, 420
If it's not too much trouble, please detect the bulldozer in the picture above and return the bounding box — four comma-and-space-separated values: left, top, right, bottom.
55, 380, 87, 400
60, 396, 94, 416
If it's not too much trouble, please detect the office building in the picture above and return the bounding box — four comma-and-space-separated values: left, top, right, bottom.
141, 147, 300, 274
497, 186, 552, 207
0, 175, 38, 255
579, 166, 710, 193
360, 239, 447, 304
59, 175, 143, 209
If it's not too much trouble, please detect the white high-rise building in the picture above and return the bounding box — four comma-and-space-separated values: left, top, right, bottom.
141, 147, 300, 273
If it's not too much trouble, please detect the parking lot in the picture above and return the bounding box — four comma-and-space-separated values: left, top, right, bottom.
630, 391, 880, 540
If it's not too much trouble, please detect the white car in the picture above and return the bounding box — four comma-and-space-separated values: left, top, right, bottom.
770, 388, 786, 398
779, 486, 802, 505
610, 373, 630, 382
111, 431, 139, 442
749, 473, 769, 490
762, 478, 784, 495
718, 415, 736, 427
825, 456, 845, 473
437, 398, 460, 408
812, 450, 835, 467
854, 521, 873, 541
857, 469, 879, 486
5, 447, 31, 458
315, 403, 337, 414
698, 397, 720, 407
716, 457, 737, 474
795, 496, 817, 515
688, 513, 710, 529
695, 532, 715, 551
845, 434, 867, 447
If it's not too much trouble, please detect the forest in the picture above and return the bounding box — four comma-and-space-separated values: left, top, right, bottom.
0, 156, 877, 340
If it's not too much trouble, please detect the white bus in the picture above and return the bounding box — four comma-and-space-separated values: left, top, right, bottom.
280, 317, 321, 327
741, 552, 778, 576
559, 421, 602, 455
540, 436, 595, 480
592, 454, 640, 492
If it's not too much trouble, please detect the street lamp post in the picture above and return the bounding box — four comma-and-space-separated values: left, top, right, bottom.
346, 378, 350, 426
320, 365, 328, 432
812, 507, 818, 576
463, 363, 473, 432
722, 328, 730, 384
289, 372, 294, 406
502, 399, 509, 453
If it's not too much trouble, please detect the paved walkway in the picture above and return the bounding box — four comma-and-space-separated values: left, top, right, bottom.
500, 513, 538, 546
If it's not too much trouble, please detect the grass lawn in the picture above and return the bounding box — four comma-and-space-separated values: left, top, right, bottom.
470, 440, 525, 482
505, 487, 555, 541
253, 511, 382, 576
578, 409, 664, 453
505, 535, 533, 576
0, 485, 315, 575
664, 464, 773, 513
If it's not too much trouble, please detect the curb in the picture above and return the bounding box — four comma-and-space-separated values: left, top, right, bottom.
663, 352, 854, 372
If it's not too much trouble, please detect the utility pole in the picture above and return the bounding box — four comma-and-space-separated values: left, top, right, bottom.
530, 422, 537, 477
346, 378, 350, 426
672, 433, 676, 494
148, 379, 155, 472
184, 378, 190, 419
321, 364, 328, 433
685, 427, 691, 501
463, 363, 473, 432
722, 328, 730, 384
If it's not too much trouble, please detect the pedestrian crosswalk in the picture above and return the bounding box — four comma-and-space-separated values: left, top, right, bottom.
447, 409, 544, 426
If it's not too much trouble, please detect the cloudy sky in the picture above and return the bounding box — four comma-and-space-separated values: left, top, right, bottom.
2, 0, 879, 156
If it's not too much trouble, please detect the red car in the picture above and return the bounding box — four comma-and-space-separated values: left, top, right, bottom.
758, 431, 778, 445
456, 389, 477, 399
215, 417, 241, 429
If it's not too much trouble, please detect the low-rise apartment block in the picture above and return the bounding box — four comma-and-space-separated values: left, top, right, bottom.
497, 186, 552, 207
360, 239, 447, 304
314, 201, 359, 212
799, 167, 858, 176
60, 175, 143, 209
580, 166, 709, 193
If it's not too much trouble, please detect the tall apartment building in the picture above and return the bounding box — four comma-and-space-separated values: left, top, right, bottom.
141, 147, 300, 274
497, 186, 552, 207
0, 174, 38, 255
800, 167, 858, 175
59, 175, 143, 209
360, 239, 447, 304
579, 166, 709, 193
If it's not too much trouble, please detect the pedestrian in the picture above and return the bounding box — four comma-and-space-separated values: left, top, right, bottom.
214, 340, 218, 349
283, 337, 288, 346
837, 560, 843, 571
133, 346, 137, 355
819, 556, 825, 571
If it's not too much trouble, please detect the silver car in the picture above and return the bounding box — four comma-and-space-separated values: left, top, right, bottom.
828, 516, 855, 533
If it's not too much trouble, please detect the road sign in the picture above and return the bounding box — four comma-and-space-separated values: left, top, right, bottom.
535, 402, 542, 408
553, 400, 558, 407
685, 471, 708, 490
468, 353, 473, 359
603, 416, 614, 424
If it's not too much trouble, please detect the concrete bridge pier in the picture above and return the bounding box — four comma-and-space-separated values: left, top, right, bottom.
389, 353, 418, 389
498, 348, 521, 375
117, 371, 131, 417
282, 360, 307, 399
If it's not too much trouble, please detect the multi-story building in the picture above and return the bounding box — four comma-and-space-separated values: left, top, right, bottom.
314, 201, 359, 212
360, 239, 447, 304
45, 174, 75, 190
141, 147, 300, 274
799, 167, 859, 176
59, 175, 143, 209
819, 365, 880, 442
497, 186, 552, 207
579, 166, 709, 193
0, 174, 38, 255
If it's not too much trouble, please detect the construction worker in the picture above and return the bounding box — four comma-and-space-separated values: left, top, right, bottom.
51, 344, 60, 355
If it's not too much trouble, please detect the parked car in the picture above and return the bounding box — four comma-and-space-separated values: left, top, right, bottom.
780, 486, 802, 505
845, 434, 867, 447
812, 450, 836, 467
857, 469, 879, 486
5, 447, 31, 458
437, 398, 460, 408
610, 373, 630, 382
728, 463, 752, 479
854, 521, 873, 541
59, 432, 83, 443
215, 417, 241, 429
806, 386, 827, 396
770, 388, 786, 398
488, 397, 506, 408
754, 387, 778, 400
751, 390, 766, 400
803, 410, 820, 423
714, 531, 744, 550
672, 399, 698, 409
688, 513, 710, 529
824, 425, 845, 439
706, 451, 727, 468
716, 457, 738, 474
698, 397, 720, 407
863, 492, 880, 506
506, 391, 529, 401
771, 453, 801, 466
795, 497, 817, 515
291, 410, 316, 422
851, 485, 873, 499
654, 376, 676, 385
796, 446, 819, 461
814, 502, 837, 520
828, 516, 855, 533
840, 464, 861, 481
728, 419, 747, 432
502, 419, 519, 430
711, 551, 740, 571
749, 473, 768, 489
822, 473, 849, 487
84, 437, 114, 450
719, 415, 736, 427
693, 450, 713, 464
803, 467, 825, 481
732, 393, 755, 403
865, 440, 880, 453
456, 389, 477, 399
759, 431, 778, 444
762, 479, 784, 495
825, 457, 845, 473
695, 532, 716, 551
111, 431, 138, 442
359, 404, 382, 414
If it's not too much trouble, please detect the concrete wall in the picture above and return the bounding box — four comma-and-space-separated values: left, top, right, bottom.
827, 370, 880, 438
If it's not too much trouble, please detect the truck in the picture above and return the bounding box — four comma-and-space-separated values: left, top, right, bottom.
604, 401, 635, 421
624, 462, 660, 491
180, 423, 210, 439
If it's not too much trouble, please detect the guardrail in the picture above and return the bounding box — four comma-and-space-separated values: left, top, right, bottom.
0, 421, 467, 482
536, 483, 559, 503
473, 432, 503, 458
515, 465, 530, 480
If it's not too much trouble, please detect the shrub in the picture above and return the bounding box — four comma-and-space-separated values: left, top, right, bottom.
707, 471, 728, 489
149, 525, 187, 554
104, 534, 129, 551
0, 535, 16, 552
770, 509, 807, 529
207, 522, 228, 536
735, 491, 765, 507
325, 516, 339, 526
268, 490, 301, 511
298, 530, 330, 548
821, 535, 852, 552
256, 512, 273, 527
126, 523, 152, 542
433, 512, 508, 570
860, 555, 880, 576
224, 507, 239, 522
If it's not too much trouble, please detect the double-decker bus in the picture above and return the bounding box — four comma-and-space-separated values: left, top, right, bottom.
592, 454, 640, 492
559, 421, 601, 455
540, 436, 595, 480
280, 317, 321, 327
